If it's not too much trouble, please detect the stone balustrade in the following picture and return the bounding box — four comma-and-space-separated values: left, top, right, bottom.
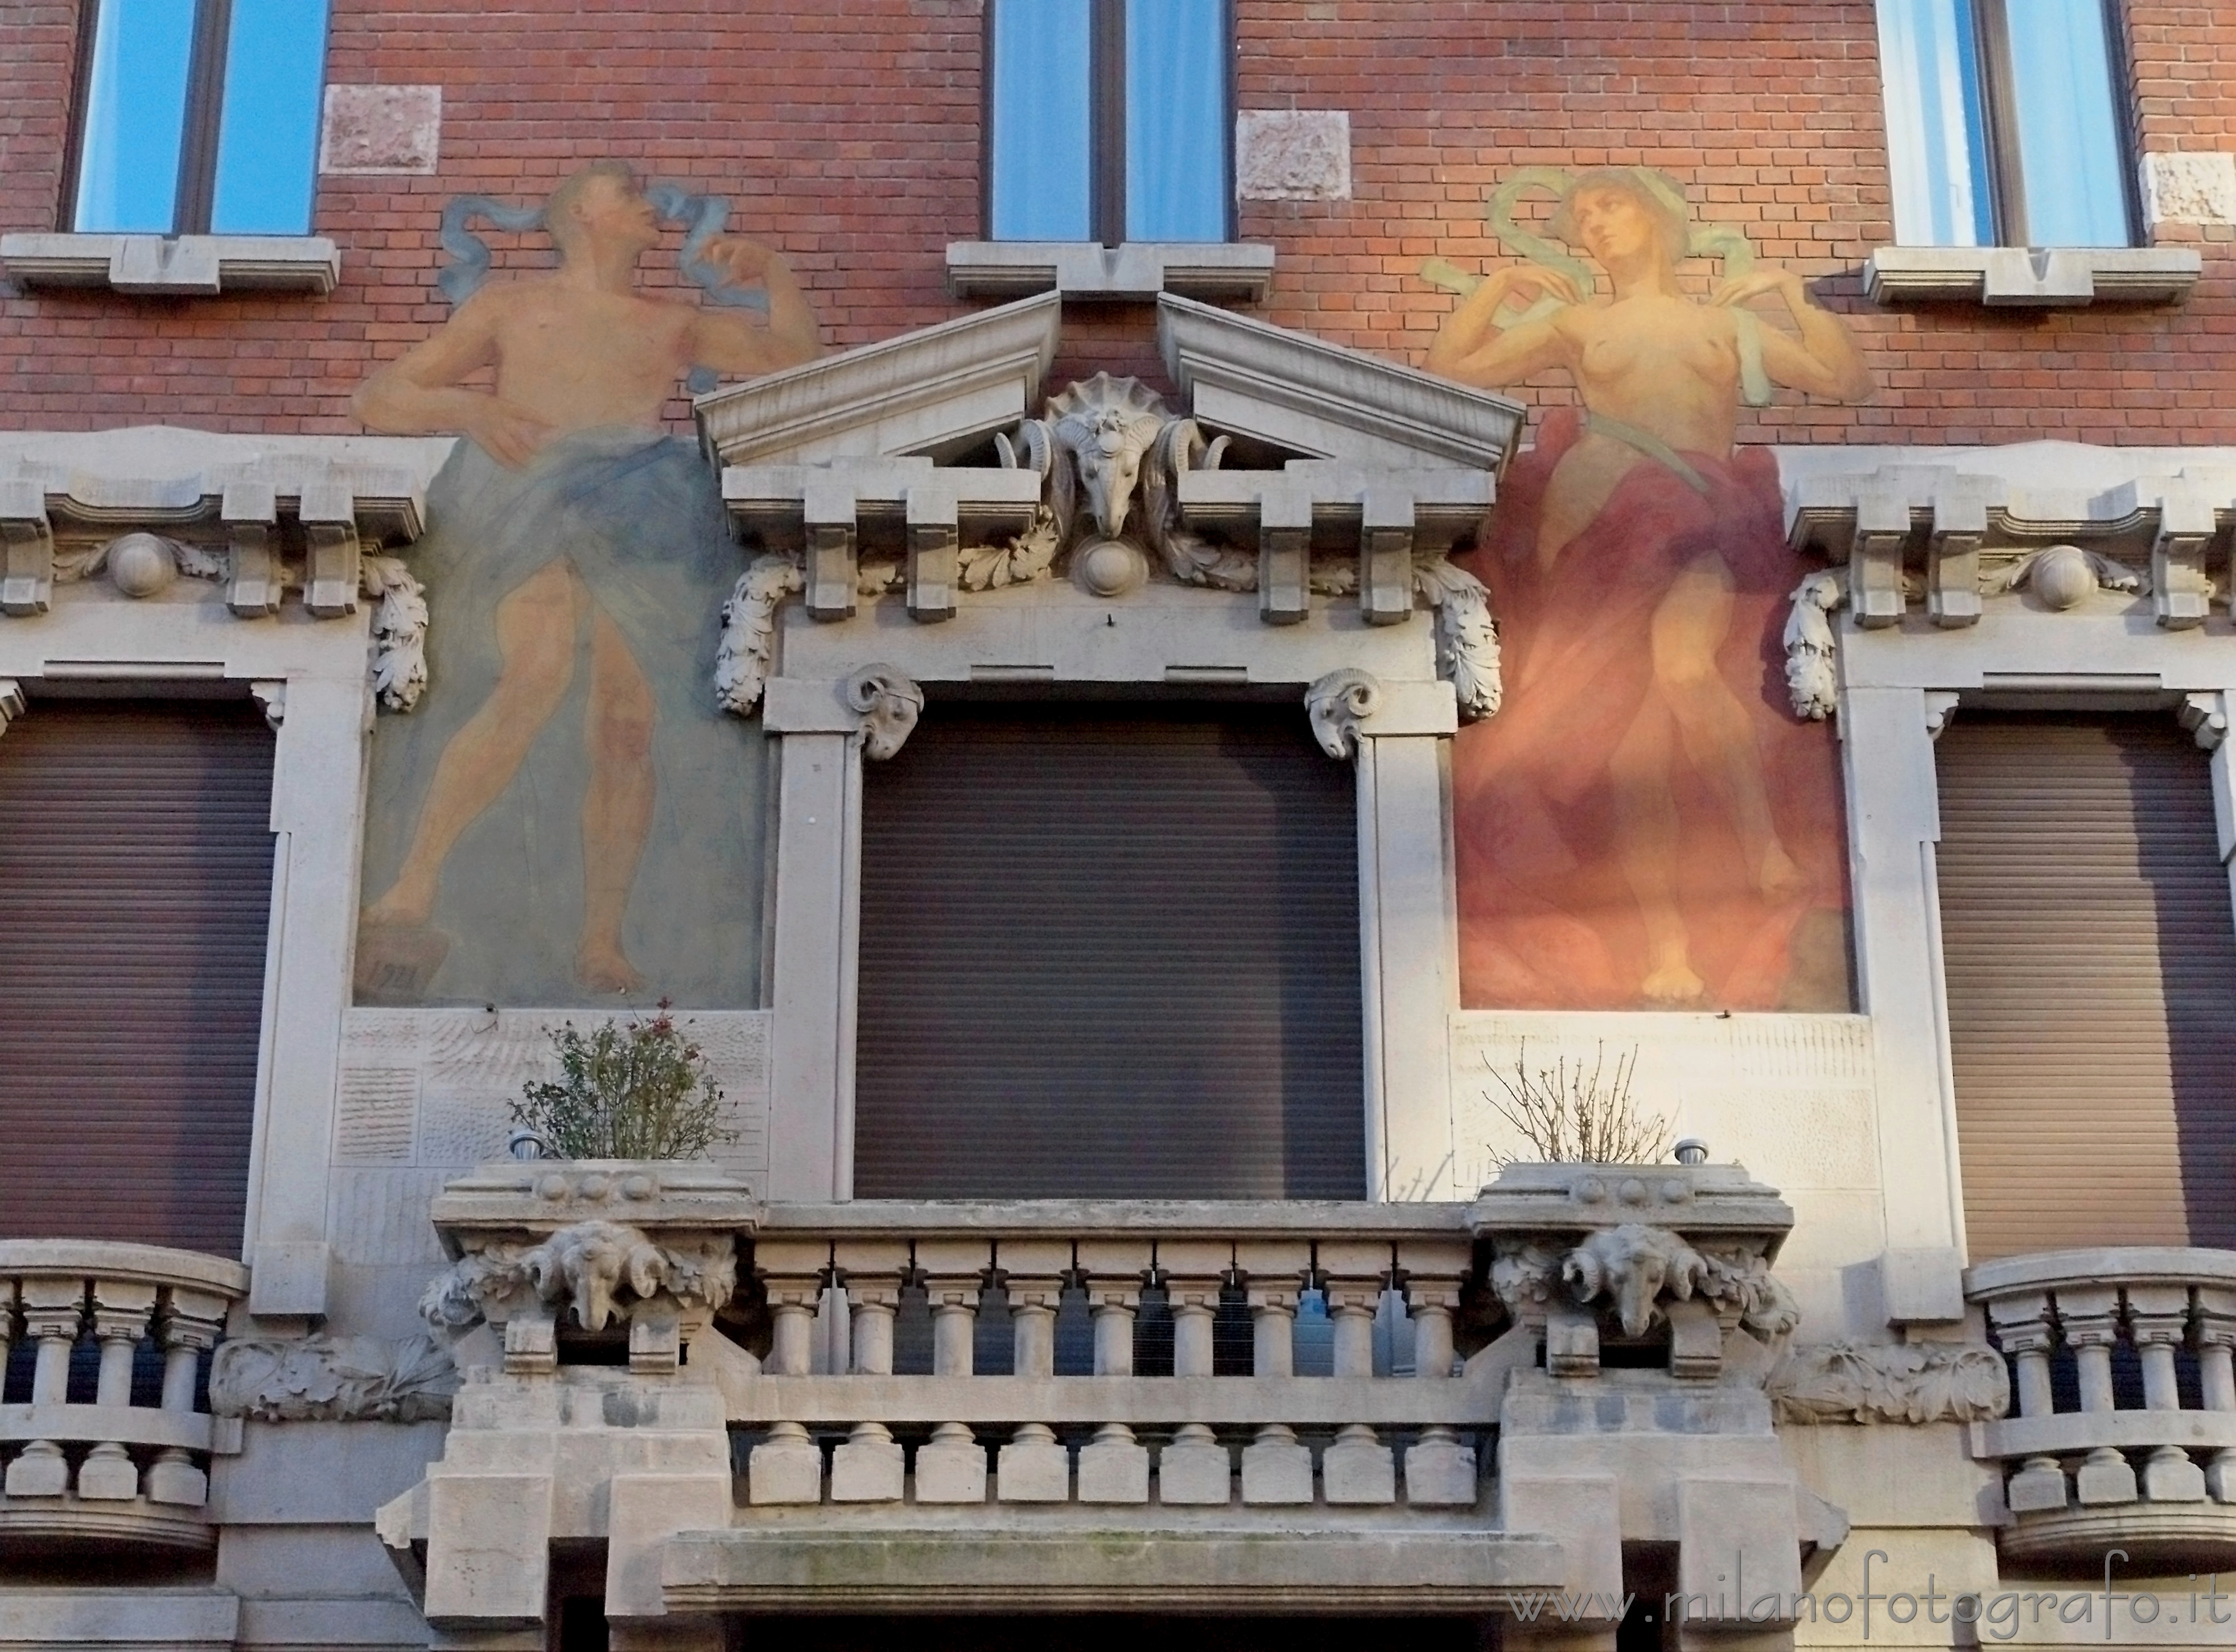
1969, 1247, 2236, 1570
0, 1240, 249, 1554
739, 1200, 1485, 1510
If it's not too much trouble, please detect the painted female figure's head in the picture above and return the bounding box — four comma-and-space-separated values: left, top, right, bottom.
1548, 168, 1690, 273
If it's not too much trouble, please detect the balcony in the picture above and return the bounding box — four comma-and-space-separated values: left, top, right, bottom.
381, 1159, 1825, 1632
0, 1241, 249, 1556
1969, 1247, 2236, 1572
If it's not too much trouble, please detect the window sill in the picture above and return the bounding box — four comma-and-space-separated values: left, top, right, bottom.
945, 241, 1274, 304
1863, 245, 2200, 307
0, 233, 340, 296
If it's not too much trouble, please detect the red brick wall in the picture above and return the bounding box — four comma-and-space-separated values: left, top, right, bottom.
1, 0, 2230, 444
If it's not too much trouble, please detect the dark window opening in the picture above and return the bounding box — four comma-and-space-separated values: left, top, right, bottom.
855, 702, 1364, 1200
0, 700, 275, 1256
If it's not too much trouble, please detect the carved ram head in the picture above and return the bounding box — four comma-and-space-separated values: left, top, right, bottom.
1561, 1223, 1709, 1339
1045, 373, 1169, 541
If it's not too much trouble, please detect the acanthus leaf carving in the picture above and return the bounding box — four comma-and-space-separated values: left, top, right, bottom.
418, 1218, 739, 1341
1766, 1338, 2010, 1425
359, 554, 429, 712
958, 503, 1062, 591
1784, 567, 1848, 721
1144, 416, 1254, 591
715, 553, 804, 717
209, 1332, 459, 1424
1414, 558, 1502, 721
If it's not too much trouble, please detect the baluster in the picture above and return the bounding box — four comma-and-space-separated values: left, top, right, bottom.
1398, 1238, 1478, 1508
1075, 1241, 1151, 1505
995, 1240, 1071, 1502
2060, 1286, 2139, 1505
1319, 1242, 1389, 1380
146, 1286, 228, 1506
1237, 1242, 1315, 1506
753, 1239, 830, 1378
830, 1242, 908, 1504
2195, 1288, 2236, 1502
1157, 1240, 1234, 1506
5, 1273, 87, 1498
2127, 1284, 2207, 1502
913, 1239, 991, 1505
78, 1277, 157, 1500
1987, 1290, 2068, 1514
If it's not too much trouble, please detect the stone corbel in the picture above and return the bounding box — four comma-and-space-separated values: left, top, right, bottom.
1848, 485, 1912, 629
0, 479, 55, 616
905, 486, 959, 623
1925, 481, 1990, 628
1257, 477, 1312, 626
1923, 691, 1961, 741
803, 473, 859, 621
221, 481, 285, 617
1305, 669, 1383, 759
1359, 487, 1415, 626
844, 665, 924, 761
2152, 485, 2219, 630
0, 679, 24, 736
250, 681, 287, 731
299, 476, 361, 618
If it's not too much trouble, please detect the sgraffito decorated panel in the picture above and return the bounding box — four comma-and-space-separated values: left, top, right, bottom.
351, 163, 822, 1008
1426, 168, 1868, 1012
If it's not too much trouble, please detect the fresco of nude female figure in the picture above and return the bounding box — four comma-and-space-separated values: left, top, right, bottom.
1428, 170, 1873, 1008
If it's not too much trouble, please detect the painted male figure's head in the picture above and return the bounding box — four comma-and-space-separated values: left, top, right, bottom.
545, 160, 662, 265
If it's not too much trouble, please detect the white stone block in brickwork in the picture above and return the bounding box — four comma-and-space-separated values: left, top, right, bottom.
2143, 151, 2236, 227
320, 85, 442, 175
1236, 110, 1351, 201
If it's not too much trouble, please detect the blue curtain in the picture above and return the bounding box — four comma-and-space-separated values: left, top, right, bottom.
72, 0, 197, 233
1876, 0, 1994, 245
990, 0, 1093, 241
1126, 0, 1227, 241
2006, 0, 2132, 246
211, 0, 331, 234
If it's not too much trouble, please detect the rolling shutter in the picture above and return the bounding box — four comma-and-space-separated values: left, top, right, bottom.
1936, 713, 2236, 1259
855, 702, 1365, 1200
0, 701, 275, 1256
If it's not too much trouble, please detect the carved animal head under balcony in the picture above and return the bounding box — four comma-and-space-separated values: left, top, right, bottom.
1563, 1224, 1710, 1338
1045, 374, 1169, 541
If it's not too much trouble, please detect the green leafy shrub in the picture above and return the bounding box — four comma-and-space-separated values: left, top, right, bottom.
512, 1004, 731, 1161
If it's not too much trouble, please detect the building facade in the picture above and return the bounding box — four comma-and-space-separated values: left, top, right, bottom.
3, 1, 2236, 1648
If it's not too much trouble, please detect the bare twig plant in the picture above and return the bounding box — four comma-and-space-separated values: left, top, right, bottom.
512, 1002, 732, 1161
1485, 1041, 1670, 1167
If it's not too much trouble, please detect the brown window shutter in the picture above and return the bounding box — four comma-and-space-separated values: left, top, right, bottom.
1935, 713, 2236, 1259
0, 701, 275, 1257
855, 703, 1366, 1200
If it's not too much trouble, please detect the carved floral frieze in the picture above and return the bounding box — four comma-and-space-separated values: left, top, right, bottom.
209, 1333, 459, 1424
1766, 1338, 2009, 1426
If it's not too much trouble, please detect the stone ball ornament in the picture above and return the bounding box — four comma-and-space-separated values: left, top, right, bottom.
106, 532, 179, 599
2028, 543, 2098, 611
1073, 535, 1150, 599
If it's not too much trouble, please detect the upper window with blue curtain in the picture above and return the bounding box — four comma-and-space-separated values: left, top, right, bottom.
987, 0, 1232, 245
1876, 0, 2137, 248
69, 0, 332, 236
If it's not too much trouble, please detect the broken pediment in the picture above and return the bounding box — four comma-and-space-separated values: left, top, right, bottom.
699, 298, 1527, 729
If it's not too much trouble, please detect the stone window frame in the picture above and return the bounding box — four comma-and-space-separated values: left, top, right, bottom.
0, 426, 449, 1324
1775, 441, 2236, 1278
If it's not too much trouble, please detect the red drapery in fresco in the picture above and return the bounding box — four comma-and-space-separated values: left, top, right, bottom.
1451, 409, 1851, 1012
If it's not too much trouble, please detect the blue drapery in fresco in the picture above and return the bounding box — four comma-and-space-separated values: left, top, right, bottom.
357, 430, 769, 1010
